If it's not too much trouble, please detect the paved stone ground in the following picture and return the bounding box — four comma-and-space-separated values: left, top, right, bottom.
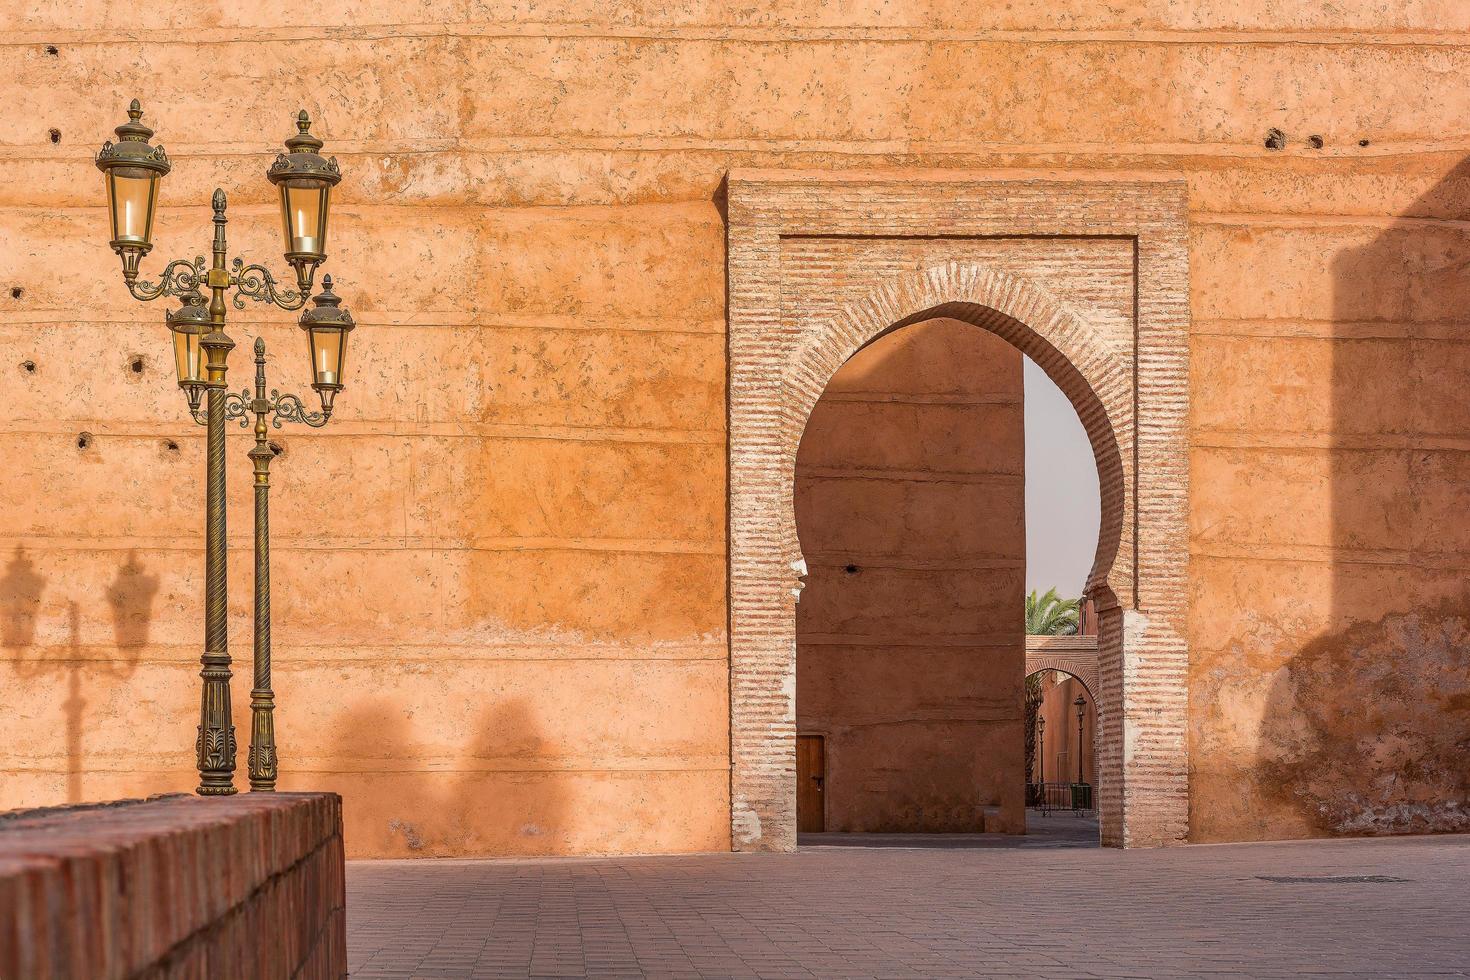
800, 810, 1101, 851
347, 824, 1470, 979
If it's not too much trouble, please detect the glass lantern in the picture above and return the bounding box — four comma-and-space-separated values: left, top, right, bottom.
298, 275, 355, 415
266, 111, 341, 288
167, 291, 211, 414
95, 100, 170, 279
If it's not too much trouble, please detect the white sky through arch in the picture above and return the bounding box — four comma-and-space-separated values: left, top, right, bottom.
1023, 355, 1101, 599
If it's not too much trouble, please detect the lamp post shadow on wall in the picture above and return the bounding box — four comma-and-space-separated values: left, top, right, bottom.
95, 101, 356, 795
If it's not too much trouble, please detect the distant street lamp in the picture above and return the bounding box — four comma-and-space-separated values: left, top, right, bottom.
1074, 695, 1087, 785
1037, 714, 1046, 788
96, 101, 356, 795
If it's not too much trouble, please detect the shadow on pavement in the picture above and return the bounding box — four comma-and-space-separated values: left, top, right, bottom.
800, 808, 1099, 849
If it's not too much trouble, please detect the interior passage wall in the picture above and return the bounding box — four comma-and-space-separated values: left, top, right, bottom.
1035, 672, 1096, 789
794, 320, 1025, 834
2, 1, 1468, 852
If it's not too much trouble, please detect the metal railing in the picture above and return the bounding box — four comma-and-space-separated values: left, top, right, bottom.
1028, 781, 1093, 815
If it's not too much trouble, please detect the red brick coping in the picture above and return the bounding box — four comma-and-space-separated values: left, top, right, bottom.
0, 792, 345, 979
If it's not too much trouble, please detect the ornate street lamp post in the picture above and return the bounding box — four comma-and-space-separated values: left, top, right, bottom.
1036, 714, 1046, 789
1074, 695, 1087, 786
96, 101, 356, 795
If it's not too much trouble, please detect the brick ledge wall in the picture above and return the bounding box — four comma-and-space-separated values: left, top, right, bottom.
0, 792, 346, 980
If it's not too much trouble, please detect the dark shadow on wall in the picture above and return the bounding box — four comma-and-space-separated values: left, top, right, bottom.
2, 549, 155, 803
1258, 157, 1470, 836
107, 550, 159, 650
63, 603, 84, 803
1, 546, 45, 649
323, 697, 567, 856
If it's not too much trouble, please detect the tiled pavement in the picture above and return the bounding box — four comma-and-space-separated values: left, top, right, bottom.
347, 821, 1470, 979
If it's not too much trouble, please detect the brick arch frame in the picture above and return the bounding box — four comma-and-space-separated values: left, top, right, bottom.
726, 172, 1190, 851
1025, 661, 1099, 701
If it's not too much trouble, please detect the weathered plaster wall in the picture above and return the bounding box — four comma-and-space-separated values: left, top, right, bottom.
794, 319, 1025, 834
2, 2, 1468, 852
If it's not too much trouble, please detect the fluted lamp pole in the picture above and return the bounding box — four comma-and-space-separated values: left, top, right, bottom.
96, 101, 356, 795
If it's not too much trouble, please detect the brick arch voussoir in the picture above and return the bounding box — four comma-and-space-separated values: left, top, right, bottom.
781, 261, 1132, 607
1025, 660, 1100, 701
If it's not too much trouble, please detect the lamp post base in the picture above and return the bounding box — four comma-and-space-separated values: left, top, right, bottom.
195, 646, 237, 796
248, 689, 278, 791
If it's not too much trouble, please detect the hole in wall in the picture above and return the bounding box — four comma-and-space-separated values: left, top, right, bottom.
1264, 128, 1287, 150
843, 564, 859, 575
268, 441, 285, 457
163, 439, 180, 452
77, 432, 92, 450
44, 45, 58, 56
1359, 138, 1371, 147
48, 129, 61, 144
1307, 134, 1324, 149
129, 355, 144, 374
10, 287, 22, 299
20, 360, 36, 374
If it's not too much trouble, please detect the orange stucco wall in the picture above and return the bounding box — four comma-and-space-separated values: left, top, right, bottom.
794, 320, 1025, 834
3, 2, 1469, 854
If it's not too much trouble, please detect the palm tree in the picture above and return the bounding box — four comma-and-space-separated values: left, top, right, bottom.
1024, 671, 1044, 796
1026, 587, 1080, 636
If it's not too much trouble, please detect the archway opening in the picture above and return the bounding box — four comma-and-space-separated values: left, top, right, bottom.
1020, 354, 1102, 842
792, 314, 1113, 844
727, 178, 1192, 851
1025, 669, 1098, 843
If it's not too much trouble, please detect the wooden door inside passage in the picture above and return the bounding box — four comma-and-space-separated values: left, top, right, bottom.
796, 734, 825, 832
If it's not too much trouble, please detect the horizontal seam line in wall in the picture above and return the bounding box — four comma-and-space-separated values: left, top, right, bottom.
803, 557, 1024, 568
796, 640, 1018, 648
0, 537, 726, 555
1192, 212, 1470, 230
7, 24, 1470, 46
797, 470, 1024, 484
796, 635, 1022, 646
0, 643, 727, 651
8, 140, 1470, 160
0, 640, 726, 650
1190, 329, 1470, 341
0, 766, 734, 775
1189, 548, 1467, 568
0, 316, 728, 335
780, 231, 1137, 242
1194, 317, 1470, 325
813, 393, 1022, 405
1, 656, 729, 666
0, 424, 727, 445
1190, 437, 1470, 452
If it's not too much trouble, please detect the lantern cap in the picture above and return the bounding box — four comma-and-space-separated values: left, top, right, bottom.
167, 290, 211, 332
298, 275, 355, 331
96, 100, 171, 176
267, 110, 341, 187
296, 276, 354, 333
